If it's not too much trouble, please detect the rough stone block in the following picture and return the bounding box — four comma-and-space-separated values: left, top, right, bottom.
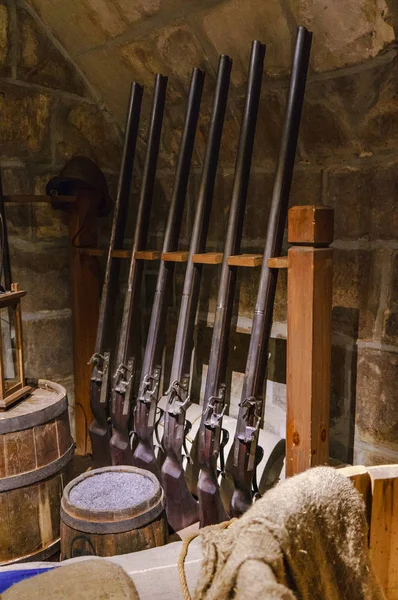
32, 171, 57, 195
325, 162, 398, 241
156, 23, 210, 91
383, 250, 398, 345
288, 0, 394, 72
1, 168, 32, 195
10, 242, 70, 312
299, 79, 355, 164
359, 57, 398, 154
23, 313, 73, 380
199, 0, 292, 89
332, 248, 383, 340
17, 8, 87, 95
54, 100, 122, 171
355, 347, 398, 451
114, 0, 162, 23
0, 83, 51, 160
0, 2, 10, 76
27, 0, 125, 56
33, 204, 69, 239
353, 437, 398, 467
121, 38, 180, 102
290, 168, 323, 207
77, 45, 136, 128
5, 204, 34, 240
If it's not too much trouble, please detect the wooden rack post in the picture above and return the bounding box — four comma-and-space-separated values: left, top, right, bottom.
66, 191, 102, 455
286, 205, 334, 477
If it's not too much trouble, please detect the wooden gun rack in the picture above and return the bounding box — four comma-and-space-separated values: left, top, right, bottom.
5, 196, 334, 469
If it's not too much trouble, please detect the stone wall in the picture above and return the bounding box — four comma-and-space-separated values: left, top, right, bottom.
2, 0, 397, 465
0, 0, 122, 437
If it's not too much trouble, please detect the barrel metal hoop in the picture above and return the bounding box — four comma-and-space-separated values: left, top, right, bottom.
0, 396, 68, 434
0, 444, 74, 492
61, 490, 165, 534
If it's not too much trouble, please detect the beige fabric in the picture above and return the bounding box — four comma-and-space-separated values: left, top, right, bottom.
194, 466, 385, 600
2, 558, 139, 600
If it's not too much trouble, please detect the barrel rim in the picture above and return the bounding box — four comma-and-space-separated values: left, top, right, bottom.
0, 444, 75, 491
61, 466, 165, 534
0, 380, 68, 434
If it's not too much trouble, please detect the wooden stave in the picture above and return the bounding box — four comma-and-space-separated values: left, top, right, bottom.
0, 444, 74, 492
60, 510, 168, 560
0, 469, 69, 565
0, 381, 74, 565
61, 466, 165, 534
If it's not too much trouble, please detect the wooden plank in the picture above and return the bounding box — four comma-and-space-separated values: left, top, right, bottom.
69, 191, 101, 455
268, 256, 288, 269
367, 465, 398, 599
79, 248, 130, 259
134, 250, 161, 260
4, 195, 78, 204
192, 252, 224, 265
337, 465, 372, 524
227, 254, 263, 267
161, 251, 189, 262
288, 205, 334, 246
286, 246, 333, 476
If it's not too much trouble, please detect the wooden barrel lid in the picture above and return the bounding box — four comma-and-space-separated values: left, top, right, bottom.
61, 466, 165, 534
0, 380, 74, 491
0, 380, 68, 434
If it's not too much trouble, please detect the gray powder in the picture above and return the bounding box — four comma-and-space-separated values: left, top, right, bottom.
69, 472, 155, 511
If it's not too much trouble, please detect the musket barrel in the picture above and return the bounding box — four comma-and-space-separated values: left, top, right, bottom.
132, 68, 204, 479
160, 54, 232, 532
89, 81, 143, 467
197, 40, 266, 528
229, 26, 312, 517
109, 75, 168, 466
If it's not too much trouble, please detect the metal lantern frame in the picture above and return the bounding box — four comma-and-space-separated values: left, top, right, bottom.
0, 284, 31, 409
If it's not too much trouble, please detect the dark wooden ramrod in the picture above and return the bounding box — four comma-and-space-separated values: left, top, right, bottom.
228, 26, 312, 517
89, 82, 143, 467
196, 40, 266, 528
160, 55, 232, 532
132, 68, 204, 479
109, 74, 168, 466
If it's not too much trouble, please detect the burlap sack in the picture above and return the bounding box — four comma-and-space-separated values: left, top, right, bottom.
194, 466, 385, 600
1, 558, 140, 599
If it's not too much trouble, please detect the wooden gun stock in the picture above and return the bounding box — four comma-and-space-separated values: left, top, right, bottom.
132, 68, 205, 478
197, 40, 266, 528
160, 55, 232, 531
109, 74, 168, 465
89, 82, 143, 467
229, 26, 312, 517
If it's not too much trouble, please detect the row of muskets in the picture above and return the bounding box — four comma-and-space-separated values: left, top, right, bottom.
89, 26, 312, 532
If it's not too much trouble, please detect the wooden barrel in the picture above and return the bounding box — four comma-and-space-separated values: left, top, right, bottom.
0, 379, 74, 565
60, 466, 168, 559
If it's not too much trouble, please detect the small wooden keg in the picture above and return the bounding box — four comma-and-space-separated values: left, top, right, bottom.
0, 380, 74, 564
60, 466, 168, 559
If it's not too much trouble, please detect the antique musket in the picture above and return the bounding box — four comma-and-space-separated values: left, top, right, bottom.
228, 26, 312, 517
132, 68, 204, 478
160, 55, 232, 532
109, 74, 168, 465
196, 40, 266, 528
89, 82, 143, 467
